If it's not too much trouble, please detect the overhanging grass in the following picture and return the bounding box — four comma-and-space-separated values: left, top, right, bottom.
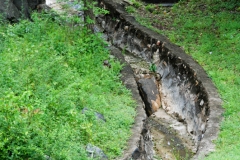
127, 0, 240, 159
0, 12, 136, 159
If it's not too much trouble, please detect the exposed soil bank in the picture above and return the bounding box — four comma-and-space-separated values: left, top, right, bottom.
95, 0, 224, 159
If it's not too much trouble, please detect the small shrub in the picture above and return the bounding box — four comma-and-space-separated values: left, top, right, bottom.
0, 11, 136, 159
126, 6, 136, 13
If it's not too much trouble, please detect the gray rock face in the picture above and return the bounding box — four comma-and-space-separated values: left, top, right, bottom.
86, 143, 108, 160
137, 78, 161, 116
131, 127, 154, 160
28, 0, 46, 10
13, 0, 30, 19
0, 0, 45, 22
0, 0, 20, 22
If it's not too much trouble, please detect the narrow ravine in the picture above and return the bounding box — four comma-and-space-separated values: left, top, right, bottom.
94, 0, 223, 159
46, 0, 224, 159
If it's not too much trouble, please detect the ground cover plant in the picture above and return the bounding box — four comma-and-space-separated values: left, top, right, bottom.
0, 11, 136, 159
126, 0, 240, 159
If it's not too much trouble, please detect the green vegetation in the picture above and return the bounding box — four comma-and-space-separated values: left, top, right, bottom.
127, 0, 240, 159
126, 6, 136, 13
0, 11, 136, 159
145, 4, 155, 13
130, 0, 141, 8
149, 64, 157, 73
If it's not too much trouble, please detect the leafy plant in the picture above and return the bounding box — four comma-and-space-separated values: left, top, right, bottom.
0, 10, 136, 159
145, 4, 155, 13
150, 63, 157, 73
126, 6, 136, 13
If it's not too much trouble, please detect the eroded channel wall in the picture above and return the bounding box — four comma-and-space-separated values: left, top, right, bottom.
95, 0, 224, 158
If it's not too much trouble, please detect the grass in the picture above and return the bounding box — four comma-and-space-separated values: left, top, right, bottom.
0, 11, 136, 159
126, 0, 240, 159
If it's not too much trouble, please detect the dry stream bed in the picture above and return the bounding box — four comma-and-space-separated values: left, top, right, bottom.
47, 0, 224, 159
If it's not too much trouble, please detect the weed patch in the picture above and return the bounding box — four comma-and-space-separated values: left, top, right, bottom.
0, 12, 136, 159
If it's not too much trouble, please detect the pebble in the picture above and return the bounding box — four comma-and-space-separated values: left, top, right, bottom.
86, 143, 108, 159
82, 107, 106, 122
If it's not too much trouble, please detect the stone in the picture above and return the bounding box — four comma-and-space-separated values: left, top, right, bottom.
155, 73, 161, 81
37, 4, 51, 13
103, 60, 111, 68
137, 78, 161, 116
86, 143, 108, 160
124, 25, 129, 31
131, 126, 154, 160
152, 49, 160, 65
82, 107, 106, 122
0, 0, 45, 22
95, 112, 106, 122
13, 0, 30, 19
0, 0, 20, 22
44, 155, 51, 160
132, 148, 141, 159
123, 0, 133, 5
28, 0, 46, 10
